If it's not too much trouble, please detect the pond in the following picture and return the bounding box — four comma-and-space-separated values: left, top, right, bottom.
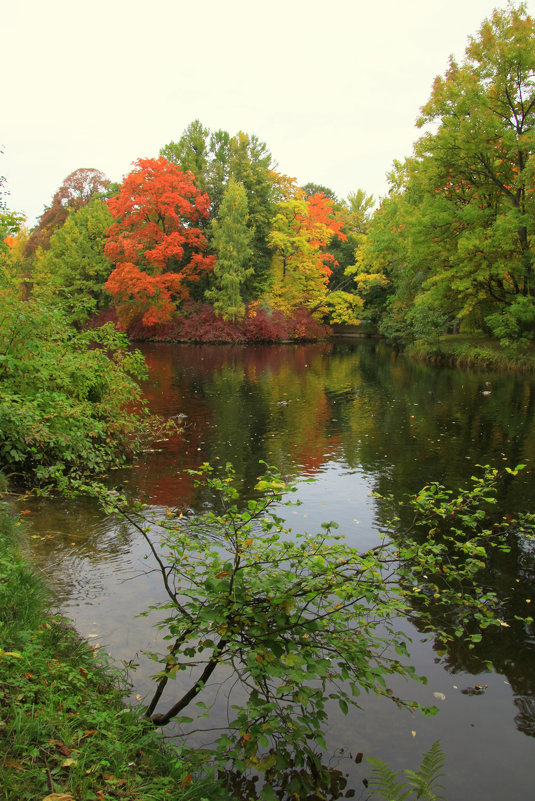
25, 339, 535, 799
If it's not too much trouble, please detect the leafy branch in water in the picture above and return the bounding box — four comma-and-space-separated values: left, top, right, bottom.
89, 462, 534, 800
394, 464, 535, 649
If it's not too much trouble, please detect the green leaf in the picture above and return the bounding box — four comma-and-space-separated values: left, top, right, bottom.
338, 698, 349, 715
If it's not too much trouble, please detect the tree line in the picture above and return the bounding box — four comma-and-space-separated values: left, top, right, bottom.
4, 5, 534, 347
2, 3, 535, 347
3, 127, 372, 338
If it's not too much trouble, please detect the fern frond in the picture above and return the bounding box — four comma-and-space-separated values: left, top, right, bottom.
405, 740, 446, 800
367, 741, 446, 801
367, 757, 412, 800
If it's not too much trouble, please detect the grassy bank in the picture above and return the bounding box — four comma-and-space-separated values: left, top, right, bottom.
407, 333, 535, 372
0, 498, 222, 801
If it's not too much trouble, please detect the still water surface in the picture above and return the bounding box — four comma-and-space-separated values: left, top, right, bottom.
26, 340, 535, 799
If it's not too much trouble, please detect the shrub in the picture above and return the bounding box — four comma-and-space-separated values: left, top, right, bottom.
0, 290, 149, 488
125, 302, 330, 343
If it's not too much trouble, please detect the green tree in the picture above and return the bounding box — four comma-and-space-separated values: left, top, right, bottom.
161, 122, 276, 297
25, 168, 110, 257
328, 188, 376, 294
414, 2, 535, 324
301, 182, 338, 202
206, 179, 254, 322
33, 198, 114, 325
160, 119, 211, 196
359, 3, 535, 339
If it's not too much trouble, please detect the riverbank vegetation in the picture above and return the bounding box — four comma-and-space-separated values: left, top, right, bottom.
0, 278, 151, 490
1, 182, 156, 491
0, 493, 224, 801
1, 465, 465, 801
407, 334, 535, 372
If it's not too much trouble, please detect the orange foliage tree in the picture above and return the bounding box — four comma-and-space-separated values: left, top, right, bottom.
104, 157, 215, 327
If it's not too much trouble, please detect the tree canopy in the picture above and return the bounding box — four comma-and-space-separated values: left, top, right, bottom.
161, 122, 277, 295
25, 168, 110, 256
355, 2, 535, 343
104, 157, 215, 327
206, 178, 254, 322
33, 197, 114, 325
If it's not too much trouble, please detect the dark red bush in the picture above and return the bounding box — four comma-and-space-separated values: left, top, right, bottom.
89, 303, 330, 343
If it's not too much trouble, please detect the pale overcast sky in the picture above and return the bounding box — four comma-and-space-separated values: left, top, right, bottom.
3, 0, 533, 225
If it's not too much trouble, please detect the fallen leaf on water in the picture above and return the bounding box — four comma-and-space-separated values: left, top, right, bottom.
433, 692, 446, 701
461, 684, 488, 696
411, 730, 416, 737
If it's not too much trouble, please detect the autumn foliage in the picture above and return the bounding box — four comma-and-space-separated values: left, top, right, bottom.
104, 158, 215, 327
268, 192, 347, 314
122, 301, 328, 343
304, 192, 347, 274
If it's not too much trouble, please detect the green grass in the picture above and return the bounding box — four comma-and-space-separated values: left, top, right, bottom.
0, 496, 225, 801
407, 333, 535, 372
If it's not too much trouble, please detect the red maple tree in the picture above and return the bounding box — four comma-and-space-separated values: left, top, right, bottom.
104, 157, 215, 327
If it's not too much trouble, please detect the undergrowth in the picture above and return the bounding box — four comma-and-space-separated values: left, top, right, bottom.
0, 498, 223, 801
92, 302, 329, 343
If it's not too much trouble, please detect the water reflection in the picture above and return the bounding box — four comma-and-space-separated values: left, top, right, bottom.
129, 341, 535, 508
24, 340, 535, 801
